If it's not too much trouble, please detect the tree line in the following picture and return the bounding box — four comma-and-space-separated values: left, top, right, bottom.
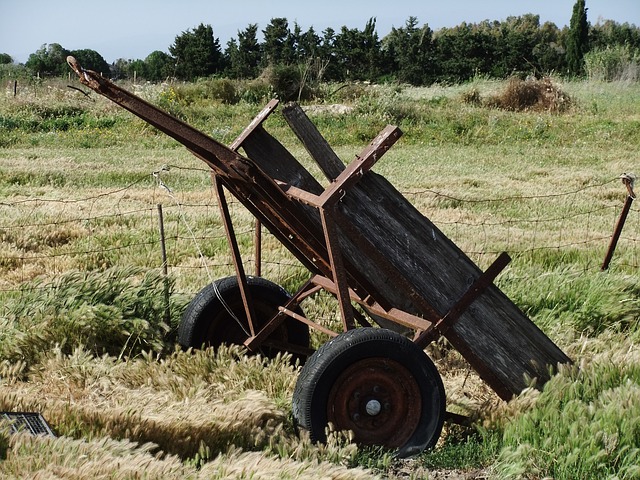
2, 0, 639, 86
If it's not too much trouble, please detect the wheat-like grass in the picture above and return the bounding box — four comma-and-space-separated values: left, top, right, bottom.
0, 78, 639, 476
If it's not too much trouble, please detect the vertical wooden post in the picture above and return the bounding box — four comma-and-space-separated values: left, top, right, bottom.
13, 80, 17, 97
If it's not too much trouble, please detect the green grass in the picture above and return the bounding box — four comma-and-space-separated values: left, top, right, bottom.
0, 76, 639, 478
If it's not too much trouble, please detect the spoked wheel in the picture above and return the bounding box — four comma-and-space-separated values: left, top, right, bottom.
292, 327, 445, 457
178, 276, 310, 362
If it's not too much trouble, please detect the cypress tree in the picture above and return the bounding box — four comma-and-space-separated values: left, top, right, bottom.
566, 0, 589, 76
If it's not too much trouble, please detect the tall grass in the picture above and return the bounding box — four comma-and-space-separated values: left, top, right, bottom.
0, 76, 639, 477
485, 337, 640, 480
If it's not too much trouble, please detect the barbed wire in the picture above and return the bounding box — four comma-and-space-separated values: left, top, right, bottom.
0, 169, 637, 303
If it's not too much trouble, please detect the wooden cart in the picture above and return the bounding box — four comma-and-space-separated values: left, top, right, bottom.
67, 57, 571, 457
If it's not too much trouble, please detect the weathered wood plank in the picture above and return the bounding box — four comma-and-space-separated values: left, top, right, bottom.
241, 113, 571, 399
281, 102, 345, 180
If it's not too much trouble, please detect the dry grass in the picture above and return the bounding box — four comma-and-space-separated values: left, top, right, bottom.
478, 76, 573, 112
0, 78, 639, 477
0, 346, 378, 478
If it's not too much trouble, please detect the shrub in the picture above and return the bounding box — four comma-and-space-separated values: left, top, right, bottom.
204, 78, 238, 104
262, 64, 315, 102
486, 76, 572, 112
584, 45, 640, 82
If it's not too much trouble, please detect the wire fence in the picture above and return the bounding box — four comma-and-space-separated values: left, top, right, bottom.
0, 166, 637, 310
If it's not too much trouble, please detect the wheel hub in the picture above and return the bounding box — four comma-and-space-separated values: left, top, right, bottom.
327, 357, 422, 448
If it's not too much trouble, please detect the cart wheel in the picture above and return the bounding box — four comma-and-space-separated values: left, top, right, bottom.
292, 327, 445, 457
178, 276, 310, 362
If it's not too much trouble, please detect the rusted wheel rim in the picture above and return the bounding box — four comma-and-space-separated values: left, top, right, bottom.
327, 357, 422, 448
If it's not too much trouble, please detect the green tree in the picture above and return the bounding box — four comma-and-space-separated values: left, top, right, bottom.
25, 43, 70, 76
533, 21, 566, 74
333, 18, 383, 81
128, 59, 147, 80
433, 23, 494, 83
145, 50, 174, 81
590, 20, 640, 52
0, 53, 12, 65
494, 15, 542, 76
70, 49, 110, 75
297, 25, 321, 60
226, 24, 261, 78
318, 27, 340, 81
262, 18, 294, 66
169, 23, 224, 80
566, 0, 589, 76
383, 17, 434, 85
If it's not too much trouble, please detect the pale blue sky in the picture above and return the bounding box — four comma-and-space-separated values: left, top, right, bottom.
1, 0, 638, 64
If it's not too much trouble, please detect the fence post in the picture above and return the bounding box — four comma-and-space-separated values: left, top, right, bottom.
157, 204, 171, 324
601, 174, 636, 271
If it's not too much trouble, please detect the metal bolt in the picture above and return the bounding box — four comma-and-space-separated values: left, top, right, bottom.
366, 399, 382, 416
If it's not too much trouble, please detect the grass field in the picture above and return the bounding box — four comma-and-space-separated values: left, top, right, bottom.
0, 75, 639, 479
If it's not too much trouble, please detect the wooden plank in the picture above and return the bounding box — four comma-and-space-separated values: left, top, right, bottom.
414, 252, 512, 348
282, 102, 345, 180
242, 115, 572, 399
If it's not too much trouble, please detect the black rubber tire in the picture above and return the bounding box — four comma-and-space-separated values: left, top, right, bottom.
178, 276, 310, 362
292, 327, 445, 458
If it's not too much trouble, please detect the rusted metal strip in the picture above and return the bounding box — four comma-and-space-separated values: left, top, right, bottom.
244, 278, 318, 351
414, 252, 512, 349
319, 125, 402, 206
229, 103, 279, 278
278, 306, 338, 337
311, 275, 434, 332
230, 99, 279, 151
319, 205, 356, 331
277, 181, 323, 207
214, 177, 258, 336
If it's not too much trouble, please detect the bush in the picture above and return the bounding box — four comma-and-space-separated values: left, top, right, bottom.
486, 76, 572, 112
263, 64, 315, 102
584, 45, 640, 82
204, 78, 238, 104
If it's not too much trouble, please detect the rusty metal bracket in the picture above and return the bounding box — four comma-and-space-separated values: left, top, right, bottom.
244, 278, 318, 351
319, 204, 356, 331
213, 176, 258, 337
414, 252, 512, 349
227, 102, 280, 279
230, 99, 280, 151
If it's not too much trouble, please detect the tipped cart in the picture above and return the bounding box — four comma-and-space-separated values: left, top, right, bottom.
68, 57, 571, 457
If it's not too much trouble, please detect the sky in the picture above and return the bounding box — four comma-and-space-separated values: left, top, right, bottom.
1, 0, 639, 64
